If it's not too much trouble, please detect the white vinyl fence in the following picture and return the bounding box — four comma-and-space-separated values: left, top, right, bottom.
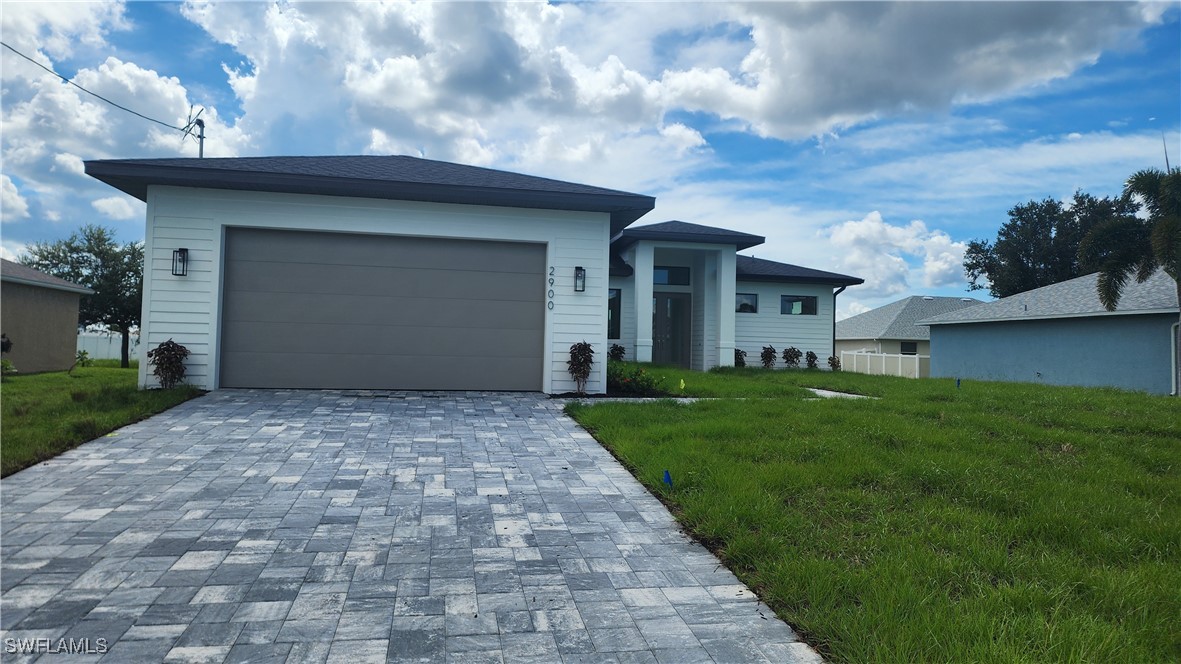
841, 351, 930, 379
77, 332, 141, 360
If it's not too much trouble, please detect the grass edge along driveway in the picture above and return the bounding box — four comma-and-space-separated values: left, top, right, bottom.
568, 368, 1181, 664
1, 362, 203, 477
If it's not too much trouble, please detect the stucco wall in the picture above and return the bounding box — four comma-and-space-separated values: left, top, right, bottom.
141, 186, 612, 393
734, 281, 835, 364
929, 313, 1177, 395
1, 282, 81, 373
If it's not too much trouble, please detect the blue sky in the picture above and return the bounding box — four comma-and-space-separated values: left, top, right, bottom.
2, 1, 1178, 317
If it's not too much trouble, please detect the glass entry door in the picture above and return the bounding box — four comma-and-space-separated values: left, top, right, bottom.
653, 292, 691, 368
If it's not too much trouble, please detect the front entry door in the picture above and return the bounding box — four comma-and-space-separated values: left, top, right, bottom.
653, 292, 691, 368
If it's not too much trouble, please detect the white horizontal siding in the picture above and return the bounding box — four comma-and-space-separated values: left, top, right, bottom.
140, 215, 216, 388
734, 281, 835, 363
144, 186, 613, 393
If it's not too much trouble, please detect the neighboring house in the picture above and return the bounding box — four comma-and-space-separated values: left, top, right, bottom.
0, 258, 93, 373
85, 156, 861, 393
921, 270, 1179, 395
608, 221, 862, 369
836, 295, 984, 356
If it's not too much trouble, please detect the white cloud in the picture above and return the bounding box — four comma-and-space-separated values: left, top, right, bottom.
1, 175, 31, 222
656, 3, 1160, 139
0, 1, 128, 63
828, 212, 968, 298
91, 196, 140, 220
52, 152, 86, 176
0, 239, 29, 261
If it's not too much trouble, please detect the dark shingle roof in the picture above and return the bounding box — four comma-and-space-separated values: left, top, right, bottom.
1, 259, 93, 294
735, 255, 863, 286
837, 296, 984, 341
921, 269, 1178, 325
614, 220, 765, 250
84, 155, 656, 234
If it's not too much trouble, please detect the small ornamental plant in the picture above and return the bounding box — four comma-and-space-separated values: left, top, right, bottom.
734, 348, 747, 368
760, 345, 777, 369
783, 346, 802, 368
567, 341, 594, 395
805, 350, 819, 369
147, 338, 191, 389
608, 344, 626, 361
606, 362, 665, 397
828, 355, 842, 371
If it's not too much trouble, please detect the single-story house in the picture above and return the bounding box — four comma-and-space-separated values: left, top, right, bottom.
85, 155, 861, 393
836, 295, 984, 356
921, 270, 1179, 395
1, 258, 93, 373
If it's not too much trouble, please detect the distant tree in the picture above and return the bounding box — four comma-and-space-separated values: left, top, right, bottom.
963, 192, 1137, 298
21, 225, 143, 368
1079, 167, 1180, 395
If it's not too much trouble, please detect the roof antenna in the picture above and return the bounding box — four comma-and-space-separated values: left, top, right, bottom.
182, 106, 206, 158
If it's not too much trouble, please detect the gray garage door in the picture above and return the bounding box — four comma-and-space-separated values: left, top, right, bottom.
220, 227, 545, 390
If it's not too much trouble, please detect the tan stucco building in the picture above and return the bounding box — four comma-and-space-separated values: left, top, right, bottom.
1, 259, 92, 374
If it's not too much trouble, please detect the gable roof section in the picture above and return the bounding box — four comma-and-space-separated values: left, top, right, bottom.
84, 155, 656, 235
921, 269, 1178, 326
1, 259, 93, 295
736, 255, 864, 286
837, 295, 984, 341
614, 220, 765, 250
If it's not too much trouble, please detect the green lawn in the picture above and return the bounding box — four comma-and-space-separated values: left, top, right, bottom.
569, 367, 1181, 663
1, 361, 203, 477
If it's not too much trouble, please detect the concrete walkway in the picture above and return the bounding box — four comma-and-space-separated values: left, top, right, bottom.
1, 391, 819, 663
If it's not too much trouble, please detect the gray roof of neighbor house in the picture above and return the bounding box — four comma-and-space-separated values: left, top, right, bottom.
613, 220, 765, 250
736, 255, 864, 286
1, 259, 93, 295
921, 269, 1179, 326
837, 295, 984, 341
84, 155, 656, 235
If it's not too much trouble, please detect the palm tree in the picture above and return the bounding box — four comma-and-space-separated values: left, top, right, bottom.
1079, 167, 1181, 394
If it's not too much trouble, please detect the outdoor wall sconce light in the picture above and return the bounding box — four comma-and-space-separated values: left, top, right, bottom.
172, 248, 189, 276
574, 266, 586, 292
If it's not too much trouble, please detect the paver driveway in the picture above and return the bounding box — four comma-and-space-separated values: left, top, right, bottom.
1, 390, 819, 663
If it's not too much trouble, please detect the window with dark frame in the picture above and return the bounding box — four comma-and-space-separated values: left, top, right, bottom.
608, 289, 621, 339
780, 295, 818, 315
653, 266, 690, 285
736, 293, 758, 313
900, 341, 918, 355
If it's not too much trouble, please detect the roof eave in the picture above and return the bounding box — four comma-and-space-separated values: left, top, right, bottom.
612, 231, 765, 251
923, 307, 1180, 326
737, 274, 865, 287
85, 161, 655, 235
1, 274, 93, 295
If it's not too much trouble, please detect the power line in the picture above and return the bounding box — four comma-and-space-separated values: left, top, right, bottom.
1, 41, 200, 137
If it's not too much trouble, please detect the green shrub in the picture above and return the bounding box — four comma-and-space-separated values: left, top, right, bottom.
1, 358, 17, 380
608, 343, 626, 361
146, 338, 190, 389
805, 350, 819, 369
606, 361, 666, 397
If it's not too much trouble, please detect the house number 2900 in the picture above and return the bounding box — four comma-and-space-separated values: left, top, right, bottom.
547, 266, 556, 309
